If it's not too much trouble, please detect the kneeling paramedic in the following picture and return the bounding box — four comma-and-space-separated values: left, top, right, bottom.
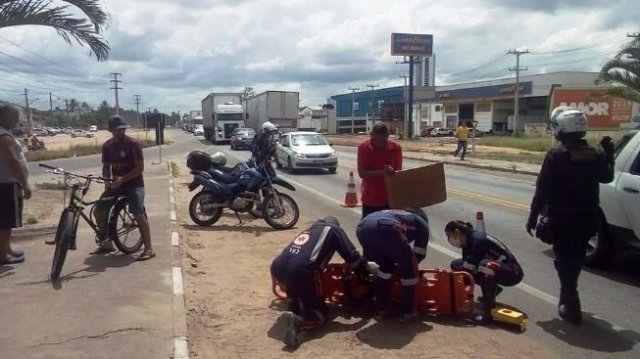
270, 216, 373, 348
356, 208, 429, 322
446, 220, 524, 324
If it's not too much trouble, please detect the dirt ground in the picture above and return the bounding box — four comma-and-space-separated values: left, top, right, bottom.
34, 129, 172, 151
173, 171, 554, 359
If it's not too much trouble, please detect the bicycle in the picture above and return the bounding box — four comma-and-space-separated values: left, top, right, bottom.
40, 164, 144, 280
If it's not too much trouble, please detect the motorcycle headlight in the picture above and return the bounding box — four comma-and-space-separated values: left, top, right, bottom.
293, 151, 306, 159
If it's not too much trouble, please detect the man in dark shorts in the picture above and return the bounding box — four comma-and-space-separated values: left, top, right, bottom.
0, 104, 31, 264
92, 115, 155, 261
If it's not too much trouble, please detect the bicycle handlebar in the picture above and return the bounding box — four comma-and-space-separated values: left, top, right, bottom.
39, 163, 112, 184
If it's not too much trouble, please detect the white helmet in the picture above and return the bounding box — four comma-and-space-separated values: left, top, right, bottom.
210, 151, 227, 166
549, 106, 588, 135
261, 121, 278, 134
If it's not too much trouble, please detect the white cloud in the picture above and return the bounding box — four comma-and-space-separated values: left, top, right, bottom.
0, 0, 636, 113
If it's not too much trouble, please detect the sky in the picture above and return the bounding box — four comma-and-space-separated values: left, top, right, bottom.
0, 0, 638, 115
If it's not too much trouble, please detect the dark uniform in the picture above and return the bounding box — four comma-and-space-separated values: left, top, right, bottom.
451, 230, 523, 311
270, 217, 364, 329
250, 132, 277, 165
356, 209, 429, 316
527, 138, 614, 321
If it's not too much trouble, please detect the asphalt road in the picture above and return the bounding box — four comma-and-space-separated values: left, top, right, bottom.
30, 129, 640, 357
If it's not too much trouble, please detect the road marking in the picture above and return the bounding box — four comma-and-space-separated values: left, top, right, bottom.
170, 195, 176, 205
447, 187, 530, 212
172, 231, 180, 246
174, 337, 190, 359
171, 210, 177, 222
172, 266, 184, 296
169, 186, 174, 194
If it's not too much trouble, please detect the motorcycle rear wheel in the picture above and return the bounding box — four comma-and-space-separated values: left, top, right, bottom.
189, 191, 223, 226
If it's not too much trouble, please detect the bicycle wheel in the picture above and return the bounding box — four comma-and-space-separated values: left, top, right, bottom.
50, 210, 75, 280
109, 199, 144, 254
261, 192, 299, 230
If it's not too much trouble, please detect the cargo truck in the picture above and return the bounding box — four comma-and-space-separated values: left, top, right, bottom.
245, 91, 299, 132
201, 93, 245, 143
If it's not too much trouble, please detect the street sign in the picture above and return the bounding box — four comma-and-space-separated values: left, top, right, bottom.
391, 33, 433, 57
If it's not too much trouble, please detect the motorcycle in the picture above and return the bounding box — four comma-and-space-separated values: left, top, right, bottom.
187, 154, 300, 230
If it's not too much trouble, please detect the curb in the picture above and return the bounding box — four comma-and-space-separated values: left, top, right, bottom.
168, 161, 190, 359
402, 152, 540, 177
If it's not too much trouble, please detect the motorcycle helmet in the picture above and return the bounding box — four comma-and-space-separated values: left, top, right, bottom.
549, 106, 588, 136
261, 121, 278, 135
210, 151, 227, 166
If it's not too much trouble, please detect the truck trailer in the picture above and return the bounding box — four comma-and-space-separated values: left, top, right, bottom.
201, 93, 244, 143
245, 91, 299, 132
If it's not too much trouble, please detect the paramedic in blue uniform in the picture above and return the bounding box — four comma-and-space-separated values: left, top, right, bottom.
356, 208, 430, 322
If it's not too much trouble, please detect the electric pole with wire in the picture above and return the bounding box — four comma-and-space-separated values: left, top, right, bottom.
348, 86, 359, 134
508, 49, 529, 136
23, 88, 32, 134
366, 83, 379, 121
134, 95, 142, 128
110, 73, 123, 115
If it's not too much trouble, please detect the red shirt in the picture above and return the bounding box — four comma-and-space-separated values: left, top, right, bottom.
102, 135, 144, 188
357, 139, 403, 206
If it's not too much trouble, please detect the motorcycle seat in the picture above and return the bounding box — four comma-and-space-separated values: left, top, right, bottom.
210, 169, 240, 184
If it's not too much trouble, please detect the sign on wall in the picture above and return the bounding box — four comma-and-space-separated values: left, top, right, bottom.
550, 88, 633, 129
391, 33, 433, 57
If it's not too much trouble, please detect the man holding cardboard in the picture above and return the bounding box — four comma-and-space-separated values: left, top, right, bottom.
357, 122, 403, 218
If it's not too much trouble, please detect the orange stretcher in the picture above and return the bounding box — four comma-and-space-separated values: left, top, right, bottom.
272, 263, 475, 317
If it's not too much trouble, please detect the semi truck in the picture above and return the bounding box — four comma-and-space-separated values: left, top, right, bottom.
201, 93, 244, 143
245, 91, 299, 133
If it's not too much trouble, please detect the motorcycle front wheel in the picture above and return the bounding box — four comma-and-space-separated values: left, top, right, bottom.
189, 191, 223, 226
261, 192, 299, 230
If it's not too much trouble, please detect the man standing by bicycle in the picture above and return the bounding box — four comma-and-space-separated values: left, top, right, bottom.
92, 116, 155, 261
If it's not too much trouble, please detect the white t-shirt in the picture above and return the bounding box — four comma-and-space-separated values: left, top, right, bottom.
0, 127, 29, 183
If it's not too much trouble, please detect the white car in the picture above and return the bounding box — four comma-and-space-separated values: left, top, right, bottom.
275, 131, 338, 173
431, 127, 455, 137
586, 130, 640, 267
194, 124, 204, 136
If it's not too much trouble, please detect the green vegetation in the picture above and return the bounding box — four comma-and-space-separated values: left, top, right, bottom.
35, 181, 67, 190
25, 217, 38, 225
26, 139, 157, 162
477, 136, 554, 152
596, 38, 640, 103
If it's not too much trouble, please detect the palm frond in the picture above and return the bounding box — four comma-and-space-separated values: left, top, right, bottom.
0, 0, 110, 61
602, 87, 640, 103
62, 0, 109, 31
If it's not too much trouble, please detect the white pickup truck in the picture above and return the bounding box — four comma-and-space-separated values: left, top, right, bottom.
586, 129, 640, 267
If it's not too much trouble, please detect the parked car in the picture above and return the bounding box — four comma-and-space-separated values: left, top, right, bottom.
89, 125, 98, 132
230, 127, 256, 150
420, 127, 435, 137
193, 124, 204, 136
431, 127, 454, 137
70, 129, 94, 138
586, 130, 640, 267
469, 128, 485, 137
275, 131, 338, 174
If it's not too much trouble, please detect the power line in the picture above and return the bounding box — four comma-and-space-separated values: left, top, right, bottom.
110, 73, 123, 115
507, 49, 529, 137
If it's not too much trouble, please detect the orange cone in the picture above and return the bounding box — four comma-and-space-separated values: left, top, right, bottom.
475, 211, 486, 233
341, 171, 360, 207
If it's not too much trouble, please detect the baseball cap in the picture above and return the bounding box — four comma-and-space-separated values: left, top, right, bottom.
108, 115, 130, 130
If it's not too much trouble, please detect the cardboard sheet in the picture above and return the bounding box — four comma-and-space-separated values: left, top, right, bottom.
385, 162, 447, 208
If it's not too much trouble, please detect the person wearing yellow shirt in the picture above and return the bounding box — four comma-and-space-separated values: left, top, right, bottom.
453, 122, 470, 160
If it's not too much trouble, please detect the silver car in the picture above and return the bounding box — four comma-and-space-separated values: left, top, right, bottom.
275, 131, 338, 173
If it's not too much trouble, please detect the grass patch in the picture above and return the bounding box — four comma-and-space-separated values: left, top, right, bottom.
477, 136, 554, 152
25, 217, 38, 225
26, 140, 159, 162
170, 162, 180, 177
35, 181, 67, 190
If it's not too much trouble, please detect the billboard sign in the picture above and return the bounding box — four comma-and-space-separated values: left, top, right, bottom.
550, 87, 633, 129
391, 33, 433, 57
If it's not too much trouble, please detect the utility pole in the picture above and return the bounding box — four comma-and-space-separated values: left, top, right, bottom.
399, 75, 408, 133
49, 92, 54, 126
23, 88, 32, 134
366, 83, 379, 122
65, 99, 70, 123
134, 95, 142, 128
508, 49, 529, 137
110, 73, 123, 115
348, 86, 359, 134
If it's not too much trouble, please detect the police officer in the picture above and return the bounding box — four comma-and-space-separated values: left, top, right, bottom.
356, 208, 430, 322
270, 216, 371, 348
526, 106, 614, 324
446, 220, 524, 324
251, 121, 279, 165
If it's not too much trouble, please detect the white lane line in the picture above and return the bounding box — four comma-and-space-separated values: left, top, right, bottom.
174, 337, 189, 359
172, 231, 180, 246
169, 186, 174, 193
172, 266, 184, 296
170, 210, 177, 221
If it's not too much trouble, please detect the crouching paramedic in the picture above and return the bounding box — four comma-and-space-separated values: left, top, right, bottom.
446, 220, 524, 324
356, 208, 429, 322
270, 216, 372, 349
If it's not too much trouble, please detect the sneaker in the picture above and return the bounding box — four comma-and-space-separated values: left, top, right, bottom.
282, 312, 301, 348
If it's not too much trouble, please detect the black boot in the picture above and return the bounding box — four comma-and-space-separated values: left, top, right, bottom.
471, 279, 497, 325
373, 278, 391, 320
559, 289, 582, 325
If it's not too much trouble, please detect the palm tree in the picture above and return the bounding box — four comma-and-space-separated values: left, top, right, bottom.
0, 0, 110, 61
596, 38, 640, 103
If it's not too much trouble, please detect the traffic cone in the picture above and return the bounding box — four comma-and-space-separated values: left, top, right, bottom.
475, 211, 486, 233
341, 171, 360, 207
